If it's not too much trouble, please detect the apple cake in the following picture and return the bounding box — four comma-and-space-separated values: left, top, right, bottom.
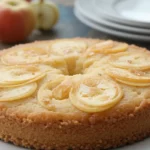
0, 38, 150, 150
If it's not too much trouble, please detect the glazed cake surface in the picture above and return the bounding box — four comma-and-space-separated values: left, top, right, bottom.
0, 38, 150, 149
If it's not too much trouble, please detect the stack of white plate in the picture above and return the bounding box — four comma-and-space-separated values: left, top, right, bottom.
74, 0, 150, 42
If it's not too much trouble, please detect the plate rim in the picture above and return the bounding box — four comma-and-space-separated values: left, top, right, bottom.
93, 0, 150, 27
75, 0, 150, 34
74, 7, 150, 42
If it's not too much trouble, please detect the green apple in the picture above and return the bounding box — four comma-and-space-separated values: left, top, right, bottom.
31, 0, 59, 30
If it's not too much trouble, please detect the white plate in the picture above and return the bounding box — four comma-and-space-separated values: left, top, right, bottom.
1, 136, 150, 150
75, 0, 150, 34
0, 141, 26, 150
93, 0, 150, 27
74, 7, 150, 42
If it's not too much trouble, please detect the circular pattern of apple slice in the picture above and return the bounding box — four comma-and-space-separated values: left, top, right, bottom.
70, 75, 123, 113
1, 47, 49, 65
107, 67, 150, 86
38, 76, 73, 110
0, 83, 37, 102
110, 51, 150, 70
0, 65, 46, 87
83, 40, 128, 69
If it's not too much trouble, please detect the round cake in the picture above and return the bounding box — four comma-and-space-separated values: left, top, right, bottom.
0, 38, 150, 150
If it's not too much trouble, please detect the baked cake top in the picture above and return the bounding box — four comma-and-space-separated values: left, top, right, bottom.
0, 38, 150, 123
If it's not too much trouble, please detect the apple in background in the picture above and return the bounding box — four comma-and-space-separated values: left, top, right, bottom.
31, 0, 59, 30
0, 0, 36, 43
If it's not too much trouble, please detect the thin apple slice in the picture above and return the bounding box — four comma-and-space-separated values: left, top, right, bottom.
52, 78, 72, 100
83, 54, 104, 69
116, 78, 150, 87
110, 51, 150, 70
107, 67, 150, 83
0, 65, 46, 86
50, 40, 87, 55
1, 47, 49, 65
70, 75, 123, 113
38, 76, 73, 110
0, 82, 37, 101
0, 73, 45, 88
85, 40, 128, 56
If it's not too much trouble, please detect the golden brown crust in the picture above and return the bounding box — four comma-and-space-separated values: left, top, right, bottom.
0, 38, 150, 149
0, 102, 150, 150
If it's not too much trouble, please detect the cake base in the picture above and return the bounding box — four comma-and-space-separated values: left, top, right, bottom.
0, 103, 150, 150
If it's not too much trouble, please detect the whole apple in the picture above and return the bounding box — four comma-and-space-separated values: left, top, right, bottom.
0, 0, 36, 43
